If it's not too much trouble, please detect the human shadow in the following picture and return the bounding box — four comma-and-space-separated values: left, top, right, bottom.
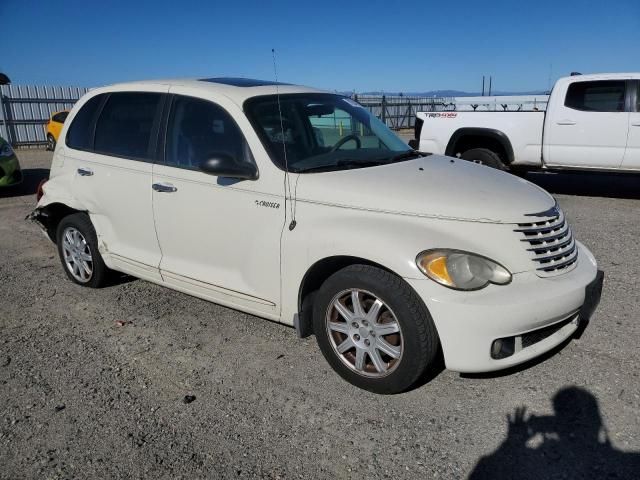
0, 168, 50, 198
469, 386, 640, 479
523, 171, 640, 200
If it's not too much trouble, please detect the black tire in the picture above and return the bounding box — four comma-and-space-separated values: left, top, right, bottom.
461, 148, 507, 170
56, 213, 110, 288
313, 265, 439, 394
46, 134, 56, 151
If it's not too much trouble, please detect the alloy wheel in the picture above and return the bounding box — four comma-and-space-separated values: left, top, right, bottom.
61, 227, 93, 283
325, 289, 404, 378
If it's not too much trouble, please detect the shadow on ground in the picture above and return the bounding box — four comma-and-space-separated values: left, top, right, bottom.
468, 386, 640, 479
523, 171, 640, 200
0, 168, 50, 198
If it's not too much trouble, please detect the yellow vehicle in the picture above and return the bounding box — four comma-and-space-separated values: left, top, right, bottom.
45, 110, 69, 150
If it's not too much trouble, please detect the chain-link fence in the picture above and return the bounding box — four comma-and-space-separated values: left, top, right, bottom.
0, 83, 545, 147
353, 94, 451, 129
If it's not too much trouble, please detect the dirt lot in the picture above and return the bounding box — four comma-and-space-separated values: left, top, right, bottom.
1, 150, 639, 479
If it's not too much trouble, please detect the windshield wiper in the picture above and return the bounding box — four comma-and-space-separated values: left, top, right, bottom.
386, 150, 425, 164
296, 159, 388, 173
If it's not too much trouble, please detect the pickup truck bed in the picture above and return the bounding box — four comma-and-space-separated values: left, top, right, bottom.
415, 111, 545, 167
410, 73, 640, 172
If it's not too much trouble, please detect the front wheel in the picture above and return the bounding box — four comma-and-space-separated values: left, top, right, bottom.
313, 265, 439, 394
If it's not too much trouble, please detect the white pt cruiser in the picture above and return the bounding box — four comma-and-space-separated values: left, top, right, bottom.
30, 78, 603, 393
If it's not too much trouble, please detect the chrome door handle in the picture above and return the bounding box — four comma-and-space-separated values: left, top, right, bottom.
556, 120, 576, 125
77, 167, 93, 176
152, 182, 177, 193
631, 123, 640, 127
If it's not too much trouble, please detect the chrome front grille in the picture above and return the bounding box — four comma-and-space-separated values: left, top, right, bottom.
515, 208, 578, 276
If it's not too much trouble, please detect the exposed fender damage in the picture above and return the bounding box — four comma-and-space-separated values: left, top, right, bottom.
25, 169, 88, 242
26, 203, 87, 243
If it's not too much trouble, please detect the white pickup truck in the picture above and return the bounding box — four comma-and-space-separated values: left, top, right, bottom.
411, 73, 640, 172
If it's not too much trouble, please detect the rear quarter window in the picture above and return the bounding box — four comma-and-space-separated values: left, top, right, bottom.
66, 94, 105, 151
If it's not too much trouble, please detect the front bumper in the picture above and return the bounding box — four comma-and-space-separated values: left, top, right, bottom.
406, 241, 601, 373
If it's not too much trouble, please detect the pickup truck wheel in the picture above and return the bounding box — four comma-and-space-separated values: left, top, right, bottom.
56, 213, 110, 288
461, 148, 507, 171
313, 265, 439, 394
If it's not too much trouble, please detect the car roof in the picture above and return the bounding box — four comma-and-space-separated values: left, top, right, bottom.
92, 77, 330, 105
558, 72, 640, 82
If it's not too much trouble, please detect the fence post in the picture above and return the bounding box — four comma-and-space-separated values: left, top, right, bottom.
1, 95, 16, 146
381, 95, 386, 124
0, 93, 4, 142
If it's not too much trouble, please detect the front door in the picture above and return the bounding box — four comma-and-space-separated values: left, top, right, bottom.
545, 79, 630, 168
152, 92, 285, 315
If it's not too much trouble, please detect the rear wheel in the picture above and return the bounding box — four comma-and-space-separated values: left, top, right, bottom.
313, 265, 439, 394
56, 213, 111, 288
460, 148, 506, 170
46, 134, 56, 151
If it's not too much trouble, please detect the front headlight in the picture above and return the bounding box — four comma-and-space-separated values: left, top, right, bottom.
0, 142, 14, 158
416, 249, 512, 291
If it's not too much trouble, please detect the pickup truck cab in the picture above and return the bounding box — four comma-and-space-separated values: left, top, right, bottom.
30, 78, 602, 393
413, 73, 640, 172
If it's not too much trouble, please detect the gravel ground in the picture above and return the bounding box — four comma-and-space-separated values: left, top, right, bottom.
1, 150, 639, 479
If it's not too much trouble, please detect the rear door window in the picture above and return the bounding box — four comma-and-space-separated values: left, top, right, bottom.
94, 92, 163, 160
564, 81, 626, 112
66, 94, 105, 151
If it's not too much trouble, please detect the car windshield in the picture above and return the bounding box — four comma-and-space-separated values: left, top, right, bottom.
244, 93, 416, 173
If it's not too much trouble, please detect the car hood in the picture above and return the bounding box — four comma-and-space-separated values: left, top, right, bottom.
294, 155, 556, 224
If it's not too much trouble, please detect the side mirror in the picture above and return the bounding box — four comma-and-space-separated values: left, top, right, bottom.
200, 154, 258, 180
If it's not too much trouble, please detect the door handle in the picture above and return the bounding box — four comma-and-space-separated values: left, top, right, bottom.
556, 120, 576, 125
77, 167, 93, 176
631, 122, 640, 127
152, 182, 177, 193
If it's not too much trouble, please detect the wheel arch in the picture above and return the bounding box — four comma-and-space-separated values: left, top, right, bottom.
445, 128, 515, 164
30, 202, 86, 243
295, 255, 400, 338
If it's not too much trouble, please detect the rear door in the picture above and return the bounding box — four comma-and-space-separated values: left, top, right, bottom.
621, 80, 640, 169
68, 88, 166, 280
545, 79, 630, 168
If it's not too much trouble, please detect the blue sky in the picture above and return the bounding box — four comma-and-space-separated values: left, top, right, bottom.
2, 0, 638, 93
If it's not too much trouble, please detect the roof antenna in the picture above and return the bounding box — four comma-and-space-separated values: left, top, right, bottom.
272, 48, 297, 231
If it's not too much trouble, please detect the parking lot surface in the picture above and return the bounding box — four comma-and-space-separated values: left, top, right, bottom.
1, 150, 639, 479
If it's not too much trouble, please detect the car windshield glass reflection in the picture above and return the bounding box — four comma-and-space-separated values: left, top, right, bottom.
245, 94, 418, 173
